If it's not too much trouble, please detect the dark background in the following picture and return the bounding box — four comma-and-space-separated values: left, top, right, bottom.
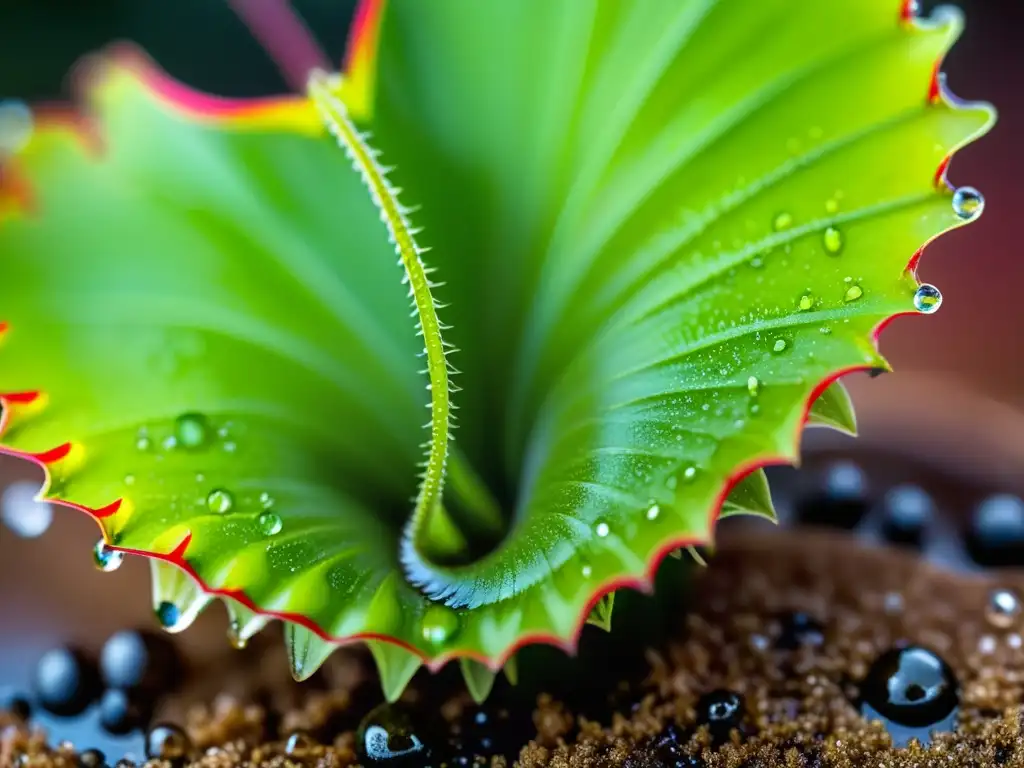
0, 0, 1021, 758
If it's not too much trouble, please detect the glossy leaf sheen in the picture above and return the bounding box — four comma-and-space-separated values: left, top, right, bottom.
0, 0, 993, 670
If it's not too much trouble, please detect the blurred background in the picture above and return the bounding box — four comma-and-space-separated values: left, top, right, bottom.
0, 0, 1021, 758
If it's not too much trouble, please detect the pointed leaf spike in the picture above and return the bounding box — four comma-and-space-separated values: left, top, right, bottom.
224, 599, 270, 649
720, 469, 777, 521
286, 622, 339, 681
460, 658, 498, 704
585, 592, 615, 632
503, 655, 519, 686
366, 640, 421, 703
806, 381, 858, 436
150, 560, 211, 634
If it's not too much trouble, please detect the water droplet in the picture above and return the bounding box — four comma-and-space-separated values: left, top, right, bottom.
33, 647, 100, 717
1, 481, 53, 539
844, 284, 863, 302
285, 731, 316, 757
258, 491, 274, 509
358, 704, 430, 764
595, 521, 610, 538
695, 690, 744, 745
775, 611, 824, 650
93, 541, 124, 572
258, 511, 283, 536
581, 562, 593, 578
986, 588, 1020, 629
772, 339, 788, 353
206, 489, 234, 514
798, 294, 813, 311
772, 212, 793, 231
967, 494, 1024, 568
124, 474, 136, 486
145, 724, 191, 761
195, 473, 205, 483
161, 435, 178, 451
882, 485, 934, 548
155, 601, 180, 630
682, 465, 698, 483
174, 412, 211, 450
136, 436, 152, 452
819, 326, 832, 335
913, 284, 942, 314
421, 605, 460, 647
223, 441, 237, 454
822, 226, 843, 254
952, 186, 984, 220
646, 504, 661, 521
666, 475, 678, 491
746, 376, 760, 397
0, 100, 34, 155
858, 646, 959, 747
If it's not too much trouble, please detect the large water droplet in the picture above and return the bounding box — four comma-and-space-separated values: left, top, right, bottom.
145, 724, 191, 762
1, 481, 53, 539
93, 541, 124, 572
952, 186, 984, 220
844, 284, 863, 303
772, 339, 788, 353
772, 212, 793, 231
0, 101, 33, 155
258, 511, 283, 536
822, 226, 843, 255
421, 605, 460, 647
206, 489, 233, 514
857, 646, 958, 747
174, 413, 211, 450
913, 284, 942, 314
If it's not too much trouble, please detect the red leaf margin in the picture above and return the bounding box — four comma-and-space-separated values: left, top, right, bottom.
0, 0, 993, 671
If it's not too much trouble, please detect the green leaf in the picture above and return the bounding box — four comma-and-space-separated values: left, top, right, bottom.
0, 0, 993, 694
806, 380, 858, 435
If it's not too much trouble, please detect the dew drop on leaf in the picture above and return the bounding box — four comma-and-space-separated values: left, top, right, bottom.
206, 489, 234, 514
798, 294, 813, 311
595, 521, 610, 538
135, 429, 152, 452
772, 339, 788, 353
259, 492, 274, 509
952, 186, 984, 220
93, 541, 124, 572
421, 605, 460, 646
844, 284, 864, 303
822, 226, 843, 255
913, 284, 942, 314
682, 465, 698, 483
155, 601, 180, 630
646, 504, 661, 521
124, 474, 135, 486
161, 435, 177, 451
772, 212, 793, 231
174, 413, 211, 450
747, 376, 760, 397
258, 511, 283, 536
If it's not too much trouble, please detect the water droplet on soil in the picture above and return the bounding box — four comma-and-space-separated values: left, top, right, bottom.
987, 589, 1021, 629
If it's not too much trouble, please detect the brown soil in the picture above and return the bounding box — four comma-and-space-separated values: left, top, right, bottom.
4, 527, 1024, 768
